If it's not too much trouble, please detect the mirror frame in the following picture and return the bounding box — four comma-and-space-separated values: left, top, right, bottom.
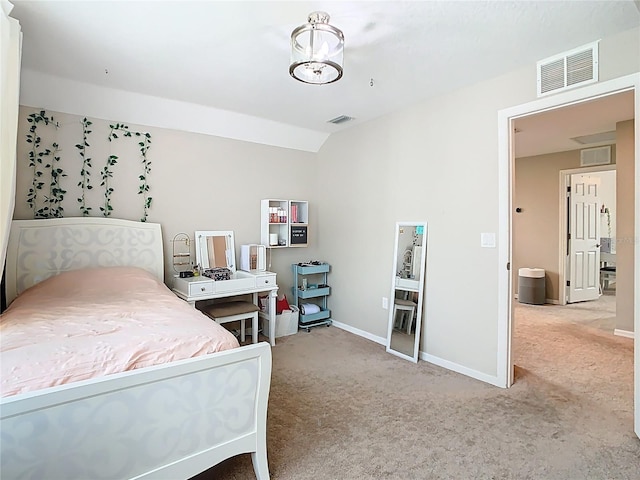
195, 230, 236, 272
385, 221, 428, 363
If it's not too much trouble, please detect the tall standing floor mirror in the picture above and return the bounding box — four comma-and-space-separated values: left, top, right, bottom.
386, 222, 427, 363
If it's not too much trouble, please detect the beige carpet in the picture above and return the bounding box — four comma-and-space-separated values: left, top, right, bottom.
194, 296, 638, 479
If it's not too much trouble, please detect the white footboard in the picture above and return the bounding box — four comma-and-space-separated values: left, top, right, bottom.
0, 342, 271, 480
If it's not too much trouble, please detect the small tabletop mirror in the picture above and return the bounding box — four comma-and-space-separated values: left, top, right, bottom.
195, 230, 236, 272
386, 222, 428, 363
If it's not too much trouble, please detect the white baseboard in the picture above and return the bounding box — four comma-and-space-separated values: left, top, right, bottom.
331, 320, 503, 388
331, 320, 386, 346
614, 329, 635, 339
419, 352, 504, 388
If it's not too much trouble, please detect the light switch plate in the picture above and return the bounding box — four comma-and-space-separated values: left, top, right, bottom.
481, 232, 496, 248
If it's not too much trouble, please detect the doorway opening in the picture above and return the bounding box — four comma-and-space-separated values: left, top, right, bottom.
562, 168, 618, 336
514, 163, 618, 329
497, 73, 639, 437
560, 167, 617, 306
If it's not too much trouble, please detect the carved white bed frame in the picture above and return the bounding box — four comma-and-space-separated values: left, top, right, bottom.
1, 218, 271, 479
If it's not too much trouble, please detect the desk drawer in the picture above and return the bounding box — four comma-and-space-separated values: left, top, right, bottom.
255, 273, 276, 288
188, 281, 215, 297
215, 277, 255, 293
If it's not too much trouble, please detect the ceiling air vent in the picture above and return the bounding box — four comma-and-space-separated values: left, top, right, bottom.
537, 41, 599, 97
580, 145, 611, 167
327, 115, 354, 125
571, 130, 616, 145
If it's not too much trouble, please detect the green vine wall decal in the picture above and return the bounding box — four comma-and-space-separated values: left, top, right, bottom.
24, 111, 153, 221
106, 123, 153, 222
26, 111, 66, 218
100, 152, 117, 217
138, 132, 153, 222
75, 117, 93, 216
48, 143, 66, 218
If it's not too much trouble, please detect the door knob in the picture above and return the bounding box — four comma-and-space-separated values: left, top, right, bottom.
595, 244, 601, 248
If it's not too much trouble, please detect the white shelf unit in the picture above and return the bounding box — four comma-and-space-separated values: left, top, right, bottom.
289, 200, 308, 248
260, 199, 309, 248
261, 199, 289, 248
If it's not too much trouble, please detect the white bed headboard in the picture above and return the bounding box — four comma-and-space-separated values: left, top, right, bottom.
5, 218, 164, 305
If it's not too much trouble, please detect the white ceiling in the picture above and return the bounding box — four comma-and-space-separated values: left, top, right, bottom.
9, 0, 640, 154
514, 90, 635, 158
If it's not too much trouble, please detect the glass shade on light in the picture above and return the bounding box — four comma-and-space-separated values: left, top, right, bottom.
290, 11, 344, 85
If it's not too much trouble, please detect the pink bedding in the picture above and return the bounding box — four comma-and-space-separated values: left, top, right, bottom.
0, 266, 240, 397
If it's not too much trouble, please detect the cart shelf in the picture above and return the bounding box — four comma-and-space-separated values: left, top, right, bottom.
292, 263, 332, 331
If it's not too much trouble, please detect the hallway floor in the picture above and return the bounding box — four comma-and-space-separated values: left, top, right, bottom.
516, 290, 616, 334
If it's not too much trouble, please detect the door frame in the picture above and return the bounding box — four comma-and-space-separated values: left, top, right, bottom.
559, 165, 617, 306
497, 73, 640, 437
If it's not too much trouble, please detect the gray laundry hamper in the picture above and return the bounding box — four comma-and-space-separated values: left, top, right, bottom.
518, 268, 545, 305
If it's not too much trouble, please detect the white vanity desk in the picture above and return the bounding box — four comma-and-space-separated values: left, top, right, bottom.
173, 271, 279, 346
172, 230, 279, 346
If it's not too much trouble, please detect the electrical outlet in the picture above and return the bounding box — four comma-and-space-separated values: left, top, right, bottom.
382, 297, 389, 309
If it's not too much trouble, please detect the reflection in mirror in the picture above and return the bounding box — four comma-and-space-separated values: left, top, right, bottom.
195, 230, 236, 272
386, 222, 427, 363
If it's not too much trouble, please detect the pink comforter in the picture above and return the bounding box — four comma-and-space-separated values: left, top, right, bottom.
0, 267, 239, 397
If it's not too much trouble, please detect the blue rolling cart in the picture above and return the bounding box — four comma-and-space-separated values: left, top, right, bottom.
292, 262, 332, 332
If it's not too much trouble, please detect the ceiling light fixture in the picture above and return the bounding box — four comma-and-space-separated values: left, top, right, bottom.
290, 11, 344, 85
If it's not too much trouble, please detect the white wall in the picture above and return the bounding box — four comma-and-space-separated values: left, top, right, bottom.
615, 119, 636, 333
13, 108, 323, 297
19, 70, 328, 153
598, 170, 617, 250
316, 26, 639, 381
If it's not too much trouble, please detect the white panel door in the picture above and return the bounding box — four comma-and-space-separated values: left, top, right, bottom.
567, 174, 601, 303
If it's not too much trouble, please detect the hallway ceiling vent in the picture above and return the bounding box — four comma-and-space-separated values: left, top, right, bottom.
327, 115, 354, 125
571, 130, 616, 145
537, 41, 599, 97
580, 145, 611, 167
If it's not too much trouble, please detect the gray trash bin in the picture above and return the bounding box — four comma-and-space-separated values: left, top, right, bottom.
518, 268, 545, 305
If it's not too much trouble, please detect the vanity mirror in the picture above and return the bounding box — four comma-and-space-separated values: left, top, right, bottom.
386, 222, 428, 363
195, 230, 236, 272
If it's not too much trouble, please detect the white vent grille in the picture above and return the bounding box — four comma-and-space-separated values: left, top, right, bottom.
571, 130, 616, 145
580, 145, 611, 167
540, 59, 565, 94
537, 41, 599, 97
327, 115, 354, 124
567, 49, 594, 85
